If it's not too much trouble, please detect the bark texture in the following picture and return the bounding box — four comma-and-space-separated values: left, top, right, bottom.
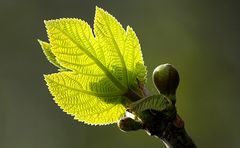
139, 109, 196, 148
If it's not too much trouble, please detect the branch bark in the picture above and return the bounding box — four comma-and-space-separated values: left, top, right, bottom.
140, 110, 196, 148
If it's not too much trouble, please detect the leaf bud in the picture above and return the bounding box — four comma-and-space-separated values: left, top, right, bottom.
117, 117, 143, 132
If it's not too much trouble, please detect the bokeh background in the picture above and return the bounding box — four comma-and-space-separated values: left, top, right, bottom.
1, 0, 239, 147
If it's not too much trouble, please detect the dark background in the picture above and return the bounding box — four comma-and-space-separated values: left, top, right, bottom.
1, 0, 240, 147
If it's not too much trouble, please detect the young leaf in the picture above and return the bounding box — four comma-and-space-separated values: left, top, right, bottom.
129, 94, 171, 113
94, 7, 147, 88
39, 7, 147, 125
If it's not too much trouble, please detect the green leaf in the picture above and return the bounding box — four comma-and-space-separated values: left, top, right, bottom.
129, 94, 171, 113
94, 7, 147, 88
39, 7, 147, 125
38, 39, 66, 70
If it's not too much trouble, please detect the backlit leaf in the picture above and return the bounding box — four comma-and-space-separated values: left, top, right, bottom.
130, 94, 170, 113
39, 7, 147, 125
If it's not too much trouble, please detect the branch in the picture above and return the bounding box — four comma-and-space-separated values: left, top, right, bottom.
141, 110, 196, 148
118, 106, 196, 148
118, 64, 197, 148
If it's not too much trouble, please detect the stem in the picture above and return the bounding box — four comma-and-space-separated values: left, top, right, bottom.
141, 111, 196, 148
119, 63, 196, 147
122, 87, 197, 148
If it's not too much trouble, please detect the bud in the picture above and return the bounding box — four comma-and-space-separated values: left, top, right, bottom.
152, 64, 179, 103
117, 117, 143, 132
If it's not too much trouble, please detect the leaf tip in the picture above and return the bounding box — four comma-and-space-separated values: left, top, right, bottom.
44, 19, 56, 29
37, 39, 43, 47
95, 6, 103, 12
43, 74, 51, 82
126, 25, 132, 31
37, 39, 42, 43
95, 6, 109, 17
44, 20, 50, 25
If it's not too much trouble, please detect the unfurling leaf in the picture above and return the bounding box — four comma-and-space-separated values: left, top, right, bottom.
129, 94, 171, 113
39, 7, 147, 125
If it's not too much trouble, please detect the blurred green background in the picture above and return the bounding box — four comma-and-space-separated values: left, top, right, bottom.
1, 0, 239, 147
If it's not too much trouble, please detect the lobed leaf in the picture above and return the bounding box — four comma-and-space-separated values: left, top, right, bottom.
39, 7, 147, 125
